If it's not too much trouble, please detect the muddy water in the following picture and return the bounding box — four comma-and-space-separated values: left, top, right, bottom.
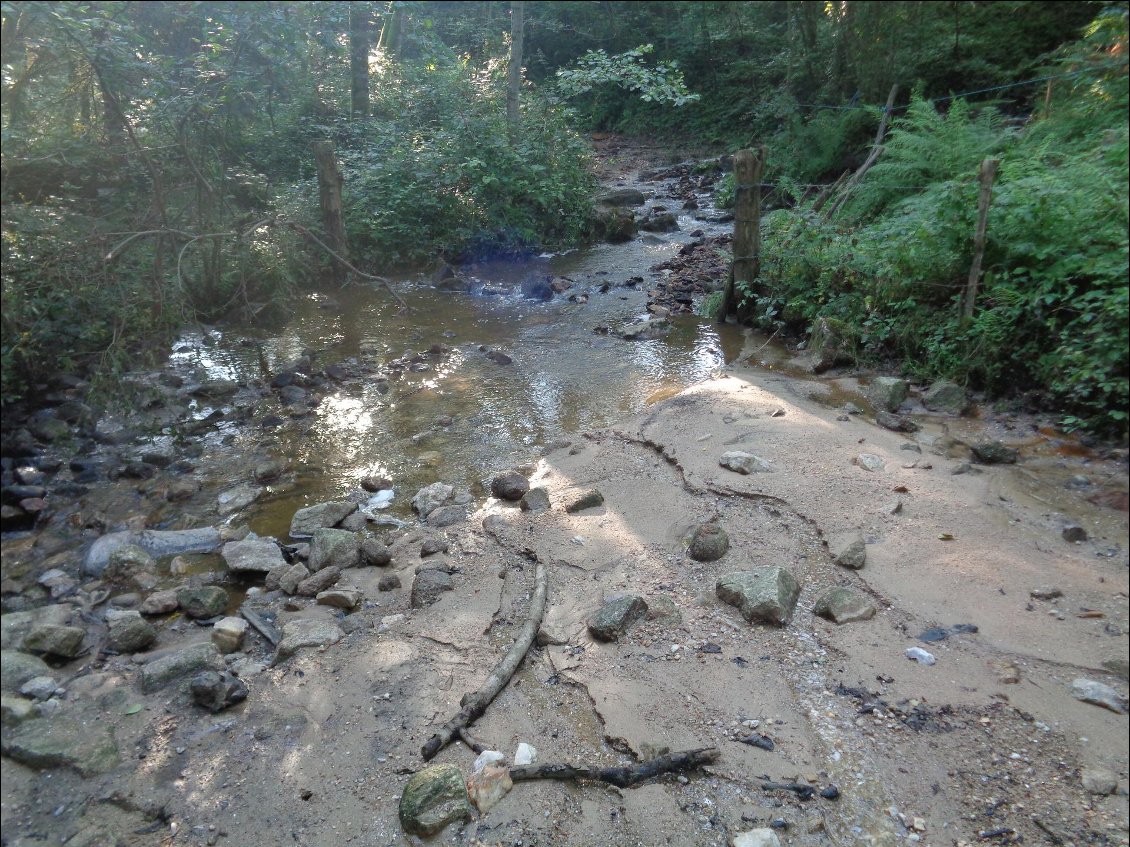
166, 219, 741, 539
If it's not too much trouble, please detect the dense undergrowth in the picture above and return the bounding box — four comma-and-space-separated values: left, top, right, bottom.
1, 4, 596, 407
739, 16, 1129, 436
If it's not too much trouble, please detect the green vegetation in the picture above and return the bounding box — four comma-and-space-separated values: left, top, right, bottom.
742, 11, 1129, 435
3, 1, 1127, 436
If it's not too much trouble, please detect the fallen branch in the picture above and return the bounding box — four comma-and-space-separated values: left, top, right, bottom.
240, 606, 281, 646
285, 222, 408, 310
510, 747, 720, 788
420, 560, 548, 760
457, 727, 487, 754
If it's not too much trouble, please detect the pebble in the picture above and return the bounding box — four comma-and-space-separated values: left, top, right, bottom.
514, 742, 537, 766
905, 647, 936, 665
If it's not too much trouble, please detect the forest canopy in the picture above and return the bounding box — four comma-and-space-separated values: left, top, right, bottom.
2, 1, 1127, 434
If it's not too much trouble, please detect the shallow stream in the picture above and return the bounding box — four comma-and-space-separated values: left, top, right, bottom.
165, 188, 741, 539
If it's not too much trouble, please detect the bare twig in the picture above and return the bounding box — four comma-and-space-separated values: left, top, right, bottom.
285, 222, 408, 309
510, 747, 720, 788
457, 727, 487, 754
823, 83, 899, 220
420, 560, 548, 761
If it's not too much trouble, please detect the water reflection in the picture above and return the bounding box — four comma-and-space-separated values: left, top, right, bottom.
168, 231, 739, 526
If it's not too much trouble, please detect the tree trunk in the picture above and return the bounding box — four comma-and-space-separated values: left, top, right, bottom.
349, 2, 370, 119
718, 147, 765, 323
507, 1, 524, 143
311, 140, 350, 284
962, 158, 1000, 322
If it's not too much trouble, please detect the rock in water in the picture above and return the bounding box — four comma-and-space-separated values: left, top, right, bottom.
970, 441, 1019, 465
222, 536, 285, 574
716, 568, 801, 626
597, 187, 646, 207
289, 500, 356, 538
688, 523, 729, 561
412, 482, 454, 518
588, 595, 648, 641
190, 670, 249, 712
876, 411, 919, 433
399, 764, 473, 836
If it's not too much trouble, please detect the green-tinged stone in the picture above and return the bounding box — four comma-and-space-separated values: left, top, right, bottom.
588, 595, 648, 641
688, 523, 729, 562
813, 588, 876, 624
2, 717, 119, 776
716, 568, 801, 626
176, 586, 228, 619
399, 764, 473, 836
139, 643, 220, 692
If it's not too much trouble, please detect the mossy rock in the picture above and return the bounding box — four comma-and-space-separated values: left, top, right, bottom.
399, 764, 473, 836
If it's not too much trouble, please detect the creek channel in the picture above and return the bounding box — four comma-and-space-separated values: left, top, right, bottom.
164, 174, 742, 545
87, 154, 1125, 599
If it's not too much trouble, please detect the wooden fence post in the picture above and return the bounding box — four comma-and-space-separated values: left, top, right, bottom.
962, 157, 1000, 321
312, 139, 350, 284
718, 146, 765, 323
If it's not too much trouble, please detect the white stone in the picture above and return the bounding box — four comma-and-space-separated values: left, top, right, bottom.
854, 453, 885, 472
732, 828, 782, 847
211, 616, 248, 654
905, 647, 936, 665
513, 743, 537, 766
473, 750, 507, 773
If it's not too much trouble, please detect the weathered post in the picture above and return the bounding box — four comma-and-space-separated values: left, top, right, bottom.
312, 139, 350, 284
962, 157, 1000, 321
718, 146, 765, 324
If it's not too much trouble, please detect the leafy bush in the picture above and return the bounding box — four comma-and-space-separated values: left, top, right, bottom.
748, 66, 1129, 435
282, 50, 597, 270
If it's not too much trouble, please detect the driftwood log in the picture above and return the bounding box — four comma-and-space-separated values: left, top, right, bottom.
420, 560, 548, 760
510, 747, 721, 788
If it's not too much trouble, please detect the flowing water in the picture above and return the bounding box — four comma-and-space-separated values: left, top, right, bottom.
165, 207, 741, 539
